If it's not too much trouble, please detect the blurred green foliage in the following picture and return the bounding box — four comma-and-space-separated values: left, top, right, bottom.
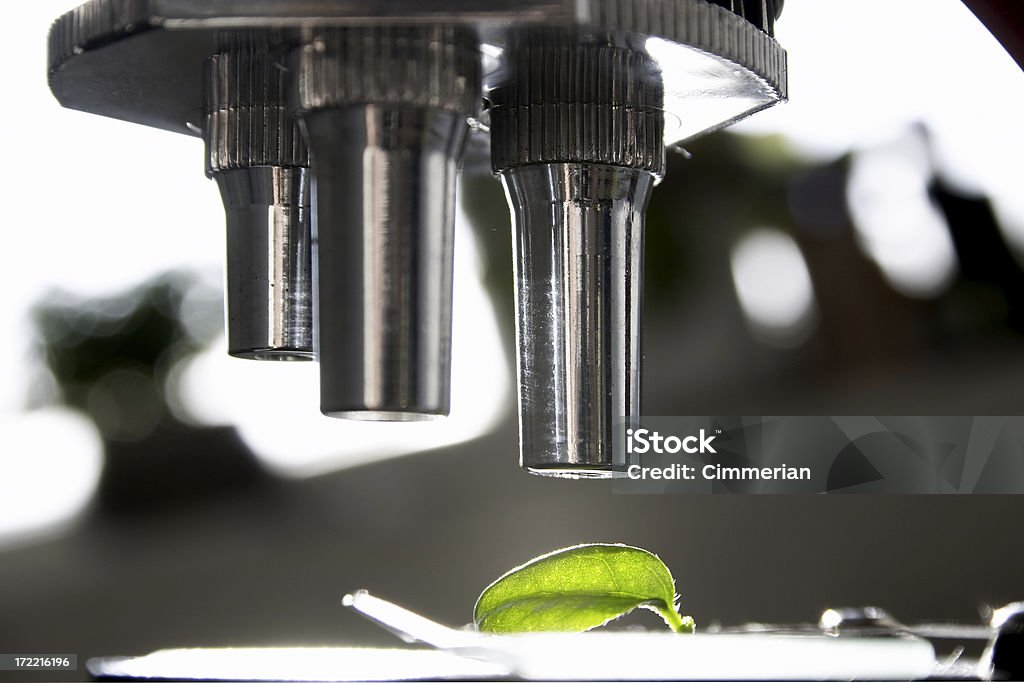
32, 271, 221, 439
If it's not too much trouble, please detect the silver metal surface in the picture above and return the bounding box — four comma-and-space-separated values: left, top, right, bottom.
487, 32, 666, 175
205, 49, 313, 360
492, 35, 661, 476
294, 26, 479, 419
303, 106, 467, 419
47, 0, 788, 453
217, 167, 313, 360
48, 0, 785, 139
504, 163, 654, 476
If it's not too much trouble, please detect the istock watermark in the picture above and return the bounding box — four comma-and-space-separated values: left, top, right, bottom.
625, 428, 717, 454
625, 462, 811, 482
613, 416, 1024, 494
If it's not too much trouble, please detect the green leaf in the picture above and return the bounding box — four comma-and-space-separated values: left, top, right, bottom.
473, 543, 694, 634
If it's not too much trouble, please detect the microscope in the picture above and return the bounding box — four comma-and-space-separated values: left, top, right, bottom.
47, 0, 787, 477
41, 6, 1024, 681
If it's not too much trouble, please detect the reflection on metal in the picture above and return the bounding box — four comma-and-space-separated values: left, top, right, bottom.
48, 0, 786, 470
294, 27, 480, 419
505, 164, 653, 475
169, 204, 510, 479
492, 34, 662, 476
205, 48, 313, 360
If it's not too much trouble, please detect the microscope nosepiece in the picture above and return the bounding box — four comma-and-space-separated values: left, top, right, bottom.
49, 0, 787, 458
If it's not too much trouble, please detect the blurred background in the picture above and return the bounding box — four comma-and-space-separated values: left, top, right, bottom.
2, 0, 1024, 679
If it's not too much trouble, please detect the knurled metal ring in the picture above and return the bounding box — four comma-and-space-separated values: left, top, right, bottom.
204, 50, 308, 176
489, 34, 665, 175
292, 26, 482, 117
